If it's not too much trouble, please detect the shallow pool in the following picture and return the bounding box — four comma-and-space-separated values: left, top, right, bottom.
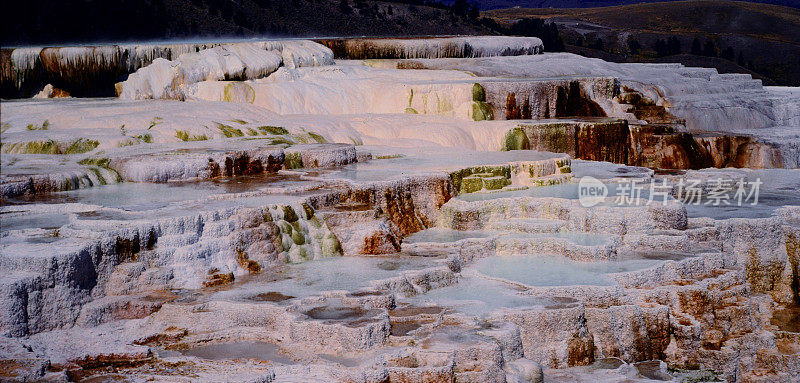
472, 254, 661, 287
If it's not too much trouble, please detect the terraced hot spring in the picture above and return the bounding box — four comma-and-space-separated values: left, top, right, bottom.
0, 177, 309, 233
179, 341, 296, 364
5, 172, 319, 210
8, 180, 233, 211
472, 254, 662, 286
318, 354, 361, 367
456, 182, 670, 206
571, 160, 653, 179
303, 305, 368, 320
247, 291, 295, 302
405, 274, 572, 317
403, 228, 495, 243
211, 256, 436, 300
319, 146, 561, 183
456, 183, 579, 202
516, 232, 613, 246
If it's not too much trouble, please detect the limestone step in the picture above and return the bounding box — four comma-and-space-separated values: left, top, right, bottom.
487, 218, 566, 233
527, 173, 573, 187
155, 233, 200, 248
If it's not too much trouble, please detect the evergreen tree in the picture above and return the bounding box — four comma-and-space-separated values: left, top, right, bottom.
703, 40, 717, 57
691, 38, 702, 55
480, 17, 502, 31
653, 39, 668, 57
468, 5, 480, 21
548, 23, 565, 51
452, 0, 469, 17
339, 0, 352, 14
721, 46, 735, 61
508, 19, 565, 52
593, 38, 604, 51
627, 37, 641, 54
667, 36, 681, 55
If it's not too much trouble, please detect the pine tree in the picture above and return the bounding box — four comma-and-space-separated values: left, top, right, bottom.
627, 37, 641, 55
667, 36, 681, 55
721, 46, 735, 61
653, 39, 668, 57
468, 5, 479, 21
339, 0, 352, 14
452, 0, 469, 17
703, 40, 717, 57
691, 38, 702, 55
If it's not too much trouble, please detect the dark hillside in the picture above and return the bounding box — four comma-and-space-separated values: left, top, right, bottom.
1, 0, 491, 46
465, 0, 800, 10
485, 1, 800, 85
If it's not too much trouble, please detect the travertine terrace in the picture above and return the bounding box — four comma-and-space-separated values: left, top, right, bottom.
1, 36, 799, 382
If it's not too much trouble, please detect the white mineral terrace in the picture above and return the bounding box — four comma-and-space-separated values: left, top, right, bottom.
1, 37, 799, 383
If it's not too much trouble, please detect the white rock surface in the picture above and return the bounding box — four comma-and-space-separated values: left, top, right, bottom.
1, 37, 799, 383
118, 41, 331, 100
328, 36, 543, 59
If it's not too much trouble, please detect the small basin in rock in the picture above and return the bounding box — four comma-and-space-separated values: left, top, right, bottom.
631, 251, 696, 262
304, 305, 368, 320
171, 290, 202, 304
180, 342, 295, 364
544, 296, 580, 310
0, 212, 70, 232
593, 357, 626, 370
76, 210, 131, 221
80, 373, 129, 382
499, 231, 613, 247
332, 202, 372, 211
404, 228, 493, 244
633, 360, 672, 381
390, 305, 444, 317
266, 256, 432, 295
25, 235, 61, 244
473, 255, 661, 287
377, 261, 403, 271
248, 291, 295, 302
348, 290, 384, 297
319, 353, 361, 367
344, 317, 383, 327
390, 318, 433, 336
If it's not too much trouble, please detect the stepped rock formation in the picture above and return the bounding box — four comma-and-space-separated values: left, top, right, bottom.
0, 36, 799, 382
508, 120, 783, 169
1, 40, 334, 98
318, 36, 543, 59
408, 53, 800, 165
